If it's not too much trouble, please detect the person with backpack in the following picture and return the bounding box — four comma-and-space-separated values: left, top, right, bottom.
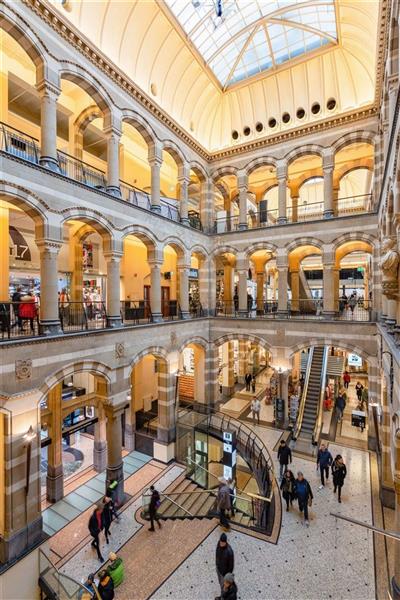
332, 455, 347, 503
97, 570, 114, 600
148, 485, 162, 531
88, 504, 104, 562
293, 471, 313, 527
316, 443, 333, 489
215, 532, 234, 599
280, 469, 295, 511
277, 439, 292, 480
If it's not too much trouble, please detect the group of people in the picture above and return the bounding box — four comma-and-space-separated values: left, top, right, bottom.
88, 484, 120, 563
9, 286, 38, 332
277, 440, 348, 526
244, 372, 256, 393
80, 551, 124, 600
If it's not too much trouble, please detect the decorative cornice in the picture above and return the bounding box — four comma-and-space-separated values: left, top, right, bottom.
19, 0, 384, 162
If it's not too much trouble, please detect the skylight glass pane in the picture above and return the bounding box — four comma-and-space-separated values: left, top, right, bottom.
165, 0, 337, 87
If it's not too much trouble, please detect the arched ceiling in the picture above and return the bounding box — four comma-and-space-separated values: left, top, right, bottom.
55, 0, 380, 152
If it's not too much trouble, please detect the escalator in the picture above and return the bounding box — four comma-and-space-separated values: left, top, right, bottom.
293, 346, 328, 452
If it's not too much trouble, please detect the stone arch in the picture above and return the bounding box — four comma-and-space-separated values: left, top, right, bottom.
245, 156, 277, 175
129, 345, 169, 373
211, 166, 238, 182
288, 340, 375, 364
60, 209, 115, 244
214, 332, 272, 353
297, 174, 324, 189
246, 242, 277, 259
58, 62, 113, 113
285, 237, 324, 253
162, 140, 186, 167
335, 163, 373, 184
190, 244, 208, 260
285, 144, 324, 165
121, 109, 157, 148
178, 336, 209, 354
162, 236, 187, 259
39, 360, 113, 404
211, 244, 238, 258
0, 6, 48, 71
332, 131, 375, 155
190, 162, 207, 182
0, 182, 49, 232
74, 105, 103, 134
331, 232, 377, 253
121, 225, 157, 250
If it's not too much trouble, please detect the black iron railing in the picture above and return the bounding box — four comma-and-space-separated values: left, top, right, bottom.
120, 300, 153, 324
59, 301, 107, 332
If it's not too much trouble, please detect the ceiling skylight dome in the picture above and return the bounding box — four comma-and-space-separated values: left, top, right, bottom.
165, 0, 338, 89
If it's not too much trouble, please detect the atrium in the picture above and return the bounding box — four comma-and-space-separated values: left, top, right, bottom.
0, 0, 399, 599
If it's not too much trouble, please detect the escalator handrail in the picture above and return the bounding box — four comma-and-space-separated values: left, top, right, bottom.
312, 346, 329, 445
293, 347, 314, 439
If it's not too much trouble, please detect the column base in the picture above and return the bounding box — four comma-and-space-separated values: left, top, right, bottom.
238, 309, 248, 318
39, 320, 63, 336
153, 440, 175, 464
0, 515, 44, 565
392, 576, 400, 600
106, 315, 123, 328
277, 217, 287, 224
322, 311, 336, 319
124, 424, 135, 451
180, 311, 190, 320
180, 217, 190, 225
107, 185, 121, 197
238, 223, 248, 231
106, 463, 124, 506
323, 210, 334, 219
151, 312, 163, 323
39, 156, 60, 172
151, 204, 161, 213
46, 465, 64, 503
93, 440, 107, 472
276, 310, 288, 317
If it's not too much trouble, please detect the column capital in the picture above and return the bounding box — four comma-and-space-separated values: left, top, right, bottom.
104, 403, 125, 420
237, 170, 248, 189
148, 143, 163, 166
276, 159, 288, 179
178, 163, 190, 182
322, 149, 335, 170
103, 251, 123, 262
36, 79, 61, 100
103, 126, 122, 140
36, 239, 62, 255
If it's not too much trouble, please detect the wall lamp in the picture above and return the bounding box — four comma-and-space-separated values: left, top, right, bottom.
23, 425, 36, 496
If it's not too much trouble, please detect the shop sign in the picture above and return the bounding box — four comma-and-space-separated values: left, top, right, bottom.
189, 268, 198, 279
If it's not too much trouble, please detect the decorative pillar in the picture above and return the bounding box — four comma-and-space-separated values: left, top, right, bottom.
37, 80, 60, 171
277, 160, 288, 224
105, 406, 124, 506
200, 177, 213, 233
256, 270, 265, 314
221, 342, 235, 398
178, 261, 190, 318
238, 171, 248, 230
276, 251, 288, 314
0, 205, 9, 301
148, 249, 163, 322
205, 343, 220, 406
252, 343, 260, 374
46, 383, 63, 503
333, 185, 340, 217
380, 237, 400, 325
323, 150, 334, 219
323, 260, 336, 317
178, 165, 190, 225
93, 390, 107, 472
237, 258, 248, 316
290, 268, 300, 312
149, 144, 163, 213
105, 127, 122, 197
154, 361, 176, 463
37, 240, 62, 335
104, 252, 122, 327
290, 192, 299, 223
198, 257, 210, 316
223, 258, 235, 313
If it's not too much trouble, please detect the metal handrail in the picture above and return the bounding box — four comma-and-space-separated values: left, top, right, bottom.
312, 346, 329, 445
330, 512, 400, 541
293, 347, 314, 440
158, 492, 194, 516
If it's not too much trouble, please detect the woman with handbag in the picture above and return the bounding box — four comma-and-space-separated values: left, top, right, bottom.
293, 471, 313, 527
331, 455, 347, 503
280, 469, 295, 512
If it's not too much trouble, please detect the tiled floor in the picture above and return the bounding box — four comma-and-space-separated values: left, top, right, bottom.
42, 450, 151, 536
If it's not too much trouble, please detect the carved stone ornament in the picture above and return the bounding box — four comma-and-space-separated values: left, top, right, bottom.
115, 342, 125, 359
380, 238, 400, 299
15, 359, 32, 380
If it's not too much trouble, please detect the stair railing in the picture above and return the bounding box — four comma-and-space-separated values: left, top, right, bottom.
312, 346, 329, 446
142, 489, 194, 516
292, 347, 314, 440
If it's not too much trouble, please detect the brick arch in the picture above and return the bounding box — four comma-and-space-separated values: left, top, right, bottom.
213, 333, 272, 353
178, 336, 209, 354
122, 109, 157, 148
211, 244, 238, 258
190, 162, 207, 182
246, 242, 277, 259
162, 236, 188, 259
129, 346, 169, 372
0, 181, 49, 230
162, 140, 186, 167
285, 144, 324, 165
331, 232, 377, 253
121, 225, 158, 250
59, 62, 113, 113
211, 166, 238, 182
245, 156, 277, 175
332, 131, 375, 155
190, 244, 208, 261
39, 360, 113, 404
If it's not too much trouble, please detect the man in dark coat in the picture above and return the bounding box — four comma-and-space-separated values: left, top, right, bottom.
88, 504, 104, 562
148, 485, 162, 531
222, 573, 238, 600
277, 439, 292, 479
215, 533, 234, 600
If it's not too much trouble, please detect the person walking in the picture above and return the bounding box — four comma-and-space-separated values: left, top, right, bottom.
332, 455, 347, 503
293, 471, 313, 527
348, 293, 357, 316
88, 504, 104, 562
217, 478, 231, 530
250, 396, 261, 425
97, 570, 114, 600
148, 485, 162, 531
316, 443, 333, 489
277, 439, 292, 480
215, 533, 234, 600
335, 389, 347, 422
361, 386, 369, 410
355, 381, 364, 403
102, 496, 114, 544
221, 573, 237, 600
280, 469, 295, 512
251, 375, 256, 394
343, 371, 351, 389
11, 286, 23, 329
244, 372, 252, 392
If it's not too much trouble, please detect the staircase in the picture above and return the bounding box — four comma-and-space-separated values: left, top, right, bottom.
178, 374, 194, 402
156, 477, 254, 529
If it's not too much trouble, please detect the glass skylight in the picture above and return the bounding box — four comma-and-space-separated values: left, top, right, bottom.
165, 0, 337, 88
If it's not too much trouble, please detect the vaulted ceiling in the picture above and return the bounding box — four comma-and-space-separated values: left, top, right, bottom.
54, 0, 380, 152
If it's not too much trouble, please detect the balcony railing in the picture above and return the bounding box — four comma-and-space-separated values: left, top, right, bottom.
214, 298, 373, 322
120, 299, 153, 324
59, 301, 108, 332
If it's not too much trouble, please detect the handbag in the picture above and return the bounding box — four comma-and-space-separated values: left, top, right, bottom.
308, 497, 313, 507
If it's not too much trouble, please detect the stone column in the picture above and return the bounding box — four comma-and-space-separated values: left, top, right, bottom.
46, 383, 63, 503
280, 371, 289, 423
178, 165, 190, 224
333, 185, 340, 217
149, 144, 163, 213
238, 340, 248, 383
37, 80, 60, 171
290, 192, 299, 223
276, 251, 288, 314
156, 361, 176, 447
71, 237, 83, 302
323, 150, 334, 219
0, 206, 9, 301
323, 261, 336, 317
204, 343, 220, 407
105, 127, 122, 197
237, 258, 248, 316
37, 240, 62, 335
277, 160, 288, 224
223, 259, 235, 313
105, 406, 124, 506
221, 342, 235, 398
238, 171, 248, 230
290, 268, 300, 312
178, 261, 190, 318
256, 270, 265, 314
148, 249, 163, 322
93, 404, 107, 472
198, 257, 210, 316
252, 344, 260, 374
200, 177, 213, 233
104, 252, 122, 327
